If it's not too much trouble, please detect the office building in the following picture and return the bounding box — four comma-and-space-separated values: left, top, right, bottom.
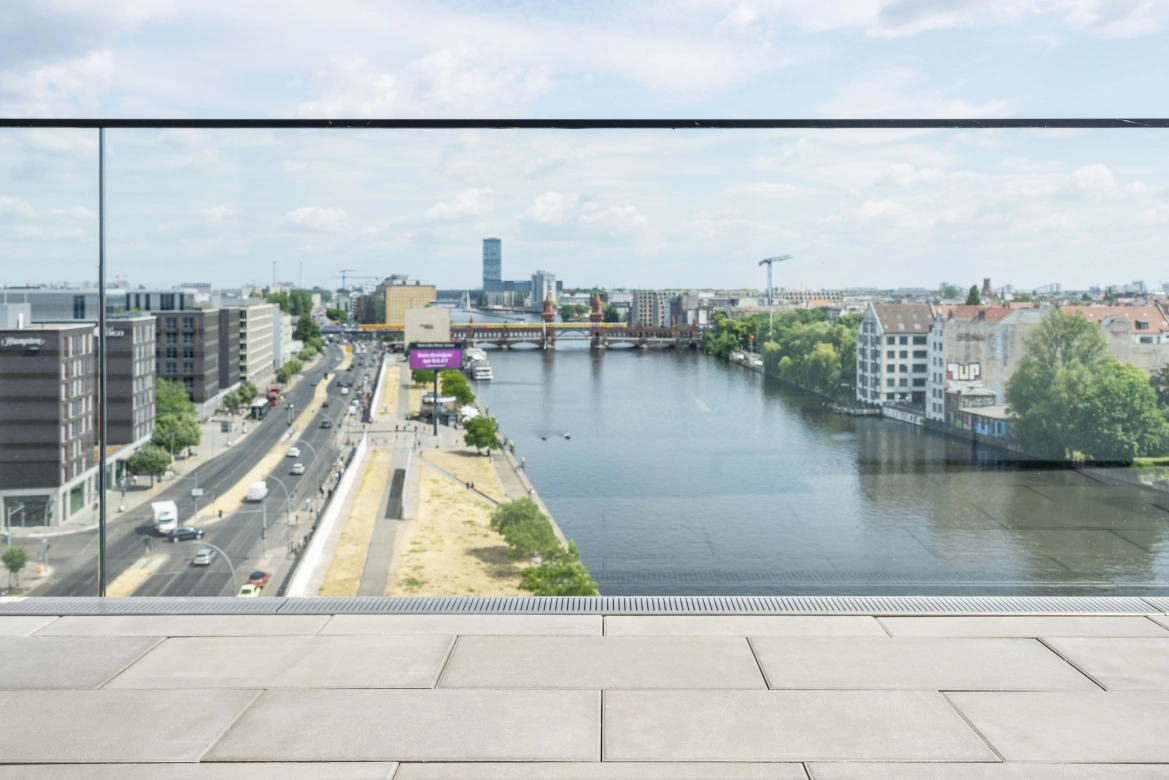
156, 310, 220, 419
856, 303, 934, 406
217, 308, 241, 395
106, 315, 157, 447
238, 302, 275, 388
483, 238, 502, 289
0, 287, 201, 322
529, 270, 557, 314
0, 323, 96, 526
384, 281, 437, 325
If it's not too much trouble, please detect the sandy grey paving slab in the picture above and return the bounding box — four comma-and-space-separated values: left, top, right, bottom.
604, 616, 885, 636
206, 689, 599, 762
0, 764, 397, 779
439, 636, 765, 689
881, 616, 1169, 637
321, 614, 602, 636
107, 635, 453, 689
36, 615, 329, 636
396, 763, 807, 779
604, 690, 996, 762
807, 763, 1169, 779
0, 636, 158, 688
0, 616, 57, 636
0, 689, 259, 763
1045, 637, 1169, 689
1149, 615, 1169, 631
948, 691, 1169, 762
750, 637, 1097, 691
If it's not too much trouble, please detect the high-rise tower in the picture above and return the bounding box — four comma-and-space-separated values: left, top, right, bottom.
483, 238, 502, 289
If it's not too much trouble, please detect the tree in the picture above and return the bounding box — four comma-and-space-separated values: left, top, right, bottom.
602, 304, 620, 323
294, 313, 321, 342
1006, 310, 1108, 460
965, 285, 981, 305
152, 414, 202, 456
1015, 293, 1035, 303
489, 499, 561, 560
411, 369, 434, 384
127, 444, 173, 487
464, 416, 499, 453
1078, 360, 1169, 461
156, 378, 195, 418
1150, 368, 1169, 410
441, 370, 474, 406
943, 285, 961, 299
237, 381, 258, 404
298, 345, 318, 361
267, 291, 290, 313
222, 389, 241, 412
2, 546, 28, 589
326, 307, 349, 323
289, 289, 314, 316
519, 542, 599, 596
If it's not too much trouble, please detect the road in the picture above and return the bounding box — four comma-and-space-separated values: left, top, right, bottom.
26, 342, 378, 597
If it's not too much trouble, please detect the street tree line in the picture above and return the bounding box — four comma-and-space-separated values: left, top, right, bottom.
489, 499, 598, 596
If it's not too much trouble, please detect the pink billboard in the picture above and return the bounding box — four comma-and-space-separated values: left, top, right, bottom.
410, 344, 462, 370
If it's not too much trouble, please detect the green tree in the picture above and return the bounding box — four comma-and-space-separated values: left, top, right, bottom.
156, 378, 195, 418
267, 291, 290, 313
489, 499, 561, 560
1150, 367, 1169, 410
294, 313, 321, 342
411, 369, 434, 384
965, 285, 981, 305
943, 284, 961, 299
463, 416, 499, 453
1006, 310, 1108, 459
289, 289, 314, 316
127, 444, 173, 487
237, 381, 258, 404
1078, 360, 1169, 461
222, 389, 241, 412
2, 545, 28, 589
297, 345, 318, 361
1015, 293, 1035, 303
519, 541, 599, 596
326, 307, 349, 322
602, 304, 620, 323
441, 370, 474, 406
152, 414, 202, 456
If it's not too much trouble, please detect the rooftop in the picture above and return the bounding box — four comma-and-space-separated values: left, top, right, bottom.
3, 595, 1169, 776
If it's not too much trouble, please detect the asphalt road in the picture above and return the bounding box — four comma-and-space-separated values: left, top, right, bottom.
27, 343, 367, 597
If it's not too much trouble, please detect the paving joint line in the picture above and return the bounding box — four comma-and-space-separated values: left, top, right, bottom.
196, 688, 266, 762
93, 635, 167, 689
1036, 636, 1109, 691
938, 690, 1007, 764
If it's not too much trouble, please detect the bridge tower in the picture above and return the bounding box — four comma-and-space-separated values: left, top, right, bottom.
541, 293, 556, 349
589, 293, 605, 349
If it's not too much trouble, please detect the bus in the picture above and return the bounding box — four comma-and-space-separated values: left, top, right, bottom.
250, 398, 269, 420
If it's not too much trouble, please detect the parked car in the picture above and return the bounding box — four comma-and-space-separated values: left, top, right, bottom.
168, 526, 204, 543
192, 548, 217, 566
288, 446, 301, 458
247, 570, 270, 587
291, 463, 305, 475
322, 400, 329, 408
320, 419, 332, 429
237, 584, 261, 597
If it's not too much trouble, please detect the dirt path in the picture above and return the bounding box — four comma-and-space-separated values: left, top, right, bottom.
320, 451, 391, 596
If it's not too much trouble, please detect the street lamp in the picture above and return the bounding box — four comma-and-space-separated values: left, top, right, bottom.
265, 476, 295, 548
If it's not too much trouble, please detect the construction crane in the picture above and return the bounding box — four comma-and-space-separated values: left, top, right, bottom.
331, 270, 376, 290
758, 255, 792, 338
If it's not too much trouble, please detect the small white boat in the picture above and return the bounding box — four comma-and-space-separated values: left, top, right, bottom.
564, 433, 571, 440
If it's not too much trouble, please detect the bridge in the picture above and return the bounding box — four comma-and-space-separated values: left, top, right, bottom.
357, 322, 704, 350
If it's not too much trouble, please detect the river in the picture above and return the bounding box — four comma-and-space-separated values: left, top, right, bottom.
466, 336, 1169, 596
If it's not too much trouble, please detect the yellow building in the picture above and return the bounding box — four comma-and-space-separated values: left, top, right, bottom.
384, 283, 436, 324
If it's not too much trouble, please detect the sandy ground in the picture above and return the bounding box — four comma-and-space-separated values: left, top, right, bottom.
320, 450, 390, 596
421, 449, 508, 503
106, 553, 168, 597
385, 470, 525, 596
408, 384, 423, 416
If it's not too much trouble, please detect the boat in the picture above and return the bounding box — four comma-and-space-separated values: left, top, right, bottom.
564, 433, 571, 440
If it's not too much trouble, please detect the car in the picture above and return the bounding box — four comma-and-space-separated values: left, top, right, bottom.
247, 570, 270, 587
320, 419, 332, 428
168, 526, 204, 543
291, 463, 305, 475
288, 446, 301, 458
237, 584, 261, 597
322, 400, 329, 408
192, 548, 217, 566
341, 387, 349, 395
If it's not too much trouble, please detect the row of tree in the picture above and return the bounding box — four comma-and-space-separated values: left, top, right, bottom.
489, 499, 598, 596
267, 289, 314, 317
125, 378, 206, 485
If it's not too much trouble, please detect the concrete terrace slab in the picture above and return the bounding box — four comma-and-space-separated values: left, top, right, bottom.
35, 615, 330, 636
948, 691, 1169, 762
0, 615, 57, 636
880, 616, 1169, 637
604, 689, 997, 762
206, 689, 600, 762
0, 636, 159, 688
438, 636, 766, 689
749, 637, 1098, 691
0, 765, 398, 779
321, 614, 602, 635
395, 763, 809, 779
603, 616, 886, 636
1044, 638, 1169, 689
107, 635, 454, 689
0, 689, 259, 763
807, 764, 1169, 778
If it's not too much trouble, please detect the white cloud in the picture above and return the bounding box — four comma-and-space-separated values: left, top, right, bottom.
875, 163, 945, 186
193, 206, 239, 224
0, 50, 113, 115
521, 191, 650, 236
286, 206, 349, 232
523, 191, 580, 226
46, 206, 96, 220
296, 49, 398, 118
724, 181, 810, 197
0, 196, 37, 220
818, 65, 1012, 118
424, 187, 495, 222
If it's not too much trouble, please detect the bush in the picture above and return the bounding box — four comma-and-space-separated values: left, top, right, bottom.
2, 546, 29, 589
411, 369, 434, 384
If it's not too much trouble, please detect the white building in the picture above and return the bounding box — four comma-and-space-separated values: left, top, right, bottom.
529, 270, 556, 313
238, 302, 274, 388
856, 303, 934, 406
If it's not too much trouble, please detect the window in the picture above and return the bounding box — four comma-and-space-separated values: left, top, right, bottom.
913, 350, 927, 359
913, 378, 926, 387
886, 378, 894, 387
165, 317, 177, 331
165, 333, 177, 344
72, 295, 86, 319
182, 347, 194, 358
913, 364, 927, 373
886, 364, 894, 372
165, 347, 177, 359
1136, 321, 1148, 330
182, 317, 195, 331
885, 393, 894, 400
182, 361, 194, 373
913, 336, 927, 345
899, 336, 907, 345
166, 362, 177, 374
182, 333, 194, 344
899, 378, 908, 387
886, 350, 895, 358
1140, 336, 1154, 344
886, 336, 895, 345
899, 364, 908, 373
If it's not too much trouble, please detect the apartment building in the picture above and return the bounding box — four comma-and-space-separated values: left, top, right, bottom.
631, 290, 674, 327
856, 303, 934, 405
1075, 306, 1169, 373
775, 289, 845, 306
0, 323, 97, 526
156, 310, 220, 419
238, 302, 275, 388
217, 307, 241, 395
106, 315, 157, 447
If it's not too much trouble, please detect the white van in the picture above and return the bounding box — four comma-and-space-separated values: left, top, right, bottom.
246, 481, 268, 502
151, 501, 178, 534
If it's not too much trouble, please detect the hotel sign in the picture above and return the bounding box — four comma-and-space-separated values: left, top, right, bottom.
1, 336, 45, 349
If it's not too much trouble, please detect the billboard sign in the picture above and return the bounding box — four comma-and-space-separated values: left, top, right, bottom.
410, 342, 462, 370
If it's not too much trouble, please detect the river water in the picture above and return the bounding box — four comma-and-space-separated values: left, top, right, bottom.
467, 340, 1169, 596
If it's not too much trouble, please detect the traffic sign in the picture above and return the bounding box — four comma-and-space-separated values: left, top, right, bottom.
190, 488, 204, 497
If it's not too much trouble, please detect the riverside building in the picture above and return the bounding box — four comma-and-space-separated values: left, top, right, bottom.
856, 303, 934, 406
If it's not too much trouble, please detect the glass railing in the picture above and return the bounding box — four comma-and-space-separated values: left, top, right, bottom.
3, 119, 1169, 599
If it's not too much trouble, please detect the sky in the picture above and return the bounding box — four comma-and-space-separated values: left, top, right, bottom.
0, 0, 1167, 291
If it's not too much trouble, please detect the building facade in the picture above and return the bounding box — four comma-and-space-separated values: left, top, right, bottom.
775, 289, 845, 306
217, 307, 241, 394
631, 290, 674, 327
156, 310, 220, 419
385, 282, 437, 325
106, 316, 156, 447
238, 303, 275, 389
529, 271, 557, 314
483, 238, 502, 289
856, 303, 934, 406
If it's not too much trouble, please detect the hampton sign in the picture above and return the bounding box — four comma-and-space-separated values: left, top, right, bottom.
0, 336, 45, 349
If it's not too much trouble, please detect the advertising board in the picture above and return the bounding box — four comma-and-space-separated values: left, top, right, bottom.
409, 342, 462, 370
